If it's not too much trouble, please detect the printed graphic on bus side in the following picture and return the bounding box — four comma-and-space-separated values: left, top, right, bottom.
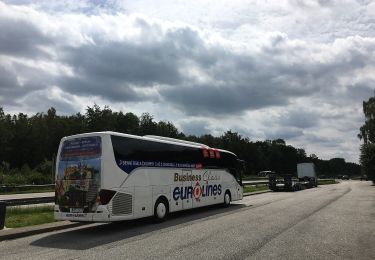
56, 136, 101, 210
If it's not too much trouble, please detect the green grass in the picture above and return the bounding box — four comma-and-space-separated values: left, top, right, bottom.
5, 205, 56, 228
318, 179, 338, 185
243, 184, 269, 193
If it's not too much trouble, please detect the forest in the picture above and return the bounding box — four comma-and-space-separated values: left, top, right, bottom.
0, 105, 360, 185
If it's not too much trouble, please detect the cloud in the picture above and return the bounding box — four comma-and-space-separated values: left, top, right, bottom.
179, 119, 210, 136
0, 1, 374, 162
0, 14, 51, 58
277, 109, 320, 129
0, 3, 373, 116
264, 127, 304, 140
57, 40, 182, 102
14, 86, 78, 115
0, 4, 324, 116
0, 65, 20, 105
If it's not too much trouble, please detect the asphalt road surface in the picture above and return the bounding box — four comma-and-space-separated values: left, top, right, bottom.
0, 181, 374, 260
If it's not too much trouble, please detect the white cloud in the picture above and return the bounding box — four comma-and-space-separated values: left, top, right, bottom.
0, 0, 374, 162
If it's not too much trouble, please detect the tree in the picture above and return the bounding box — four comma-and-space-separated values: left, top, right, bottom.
0, 105, 362, 184
139, 113, 157, 135
359, 91, 375, 183
0, 107, 14, 164
115, 112, 139, 134
360, 144, 375, 183
272, 139, 286, 146
156, 121, 180, 138
85, 104, 115, 131
329, 158, 346, 177
359, 93, 375, 144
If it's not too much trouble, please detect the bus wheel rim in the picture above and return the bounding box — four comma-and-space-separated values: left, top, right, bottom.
225, 193, 230, 204
157, 203, 166, 218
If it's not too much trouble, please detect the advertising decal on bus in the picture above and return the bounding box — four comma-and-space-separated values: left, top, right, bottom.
55, 136, 101, 212
172, 171, 222, 202
117, 160, 199, 173
172, 183, 222, 202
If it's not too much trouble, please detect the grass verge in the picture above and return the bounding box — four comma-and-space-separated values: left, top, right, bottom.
5, 205, 56, 228
243, 184, 269, 193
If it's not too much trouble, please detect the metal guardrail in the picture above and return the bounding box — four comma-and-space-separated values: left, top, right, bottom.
0, 184, 54, 193
0, 184, 55, 188
3, 197, 54, 206
242, 178, 336, 189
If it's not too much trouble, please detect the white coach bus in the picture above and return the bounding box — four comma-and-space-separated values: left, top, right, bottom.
54, 132, 243, 222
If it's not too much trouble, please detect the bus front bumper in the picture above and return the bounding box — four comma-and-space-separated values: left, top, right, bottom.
54, 205, 136, 222
54, 205, 111, 222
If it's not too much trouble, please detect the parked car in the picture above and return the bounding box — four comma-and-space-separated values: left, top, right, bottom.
360, 175, 368, 181
341, 175, 349, 180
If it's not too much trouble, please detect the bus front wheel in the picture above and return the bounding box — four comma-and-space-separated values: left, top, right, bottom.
223, 191, 231, 207
154, 197, 168, 222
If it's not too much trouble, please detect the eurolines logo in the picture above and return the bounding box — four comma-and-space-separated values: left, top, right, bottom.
173, 181, 222, 202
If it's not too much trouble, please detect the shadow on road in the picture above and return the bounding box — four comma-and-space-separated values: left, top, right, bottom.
31, 203, 248, 250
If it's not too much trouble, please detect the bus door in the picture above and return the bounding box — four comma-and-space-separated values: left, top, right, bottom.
182, 170, 193, 210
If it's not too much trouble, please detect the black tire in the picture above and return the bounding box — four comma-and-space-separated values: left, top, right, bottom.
223, 191, 231, 207
154, 197, 169, 222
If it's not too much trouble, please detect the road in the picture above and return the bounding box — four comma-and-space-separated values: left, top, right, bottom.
0, 181, 374, 260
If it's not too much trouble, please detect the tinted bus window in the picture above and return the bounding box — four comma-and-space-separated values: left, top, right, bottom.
111, 135, 238, 172
111, 135, 202, 164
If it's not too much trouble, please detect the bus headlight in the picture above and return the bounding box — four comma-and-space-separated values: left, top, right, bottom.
98, 189, 116, 205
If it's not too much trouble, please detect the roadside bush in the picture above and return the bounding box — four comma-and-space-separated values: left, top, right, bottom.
35, 160, 53, 176
1, 173, 27, 185
0, 161, 53, 185
26, 170, 51, 185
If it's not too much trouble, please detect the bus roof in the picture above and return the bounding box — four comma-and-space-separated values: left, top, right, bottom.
144, 135, 210, 148
61, 131, 237, 157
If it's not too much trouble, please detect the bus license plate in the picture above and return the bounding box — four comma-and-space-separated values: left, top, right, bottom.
70, 208, 83, 213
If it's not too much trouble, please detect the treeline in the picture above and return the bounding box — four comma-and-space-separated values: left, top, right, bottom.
0, 105, 360, 184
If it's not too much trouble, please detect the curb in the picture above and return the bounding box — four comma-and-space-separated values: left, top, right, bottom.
243, 190, 271, 197
0, 221, 85, 241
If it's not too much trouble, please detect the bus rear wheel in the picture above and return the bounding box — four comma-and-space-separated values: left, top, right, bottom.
223, 191, 231, 207
154, 198, 168, 222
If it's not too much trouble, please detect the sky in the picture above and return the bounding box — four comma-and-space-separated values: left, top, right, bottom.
1, 0, 374, 163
